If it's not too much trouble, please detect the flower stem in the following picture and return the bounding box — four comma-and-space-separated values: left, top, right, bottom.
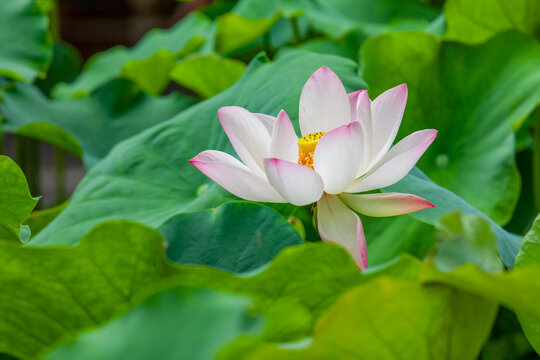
49, 0, 61, 40
0, 116, 4, 155
16, 136, 41, 200
290, 17, 301, 45
533, 108, 540, 213
54, 147, 67, 205
26, 138, 40, 200
15, 135, 25, 168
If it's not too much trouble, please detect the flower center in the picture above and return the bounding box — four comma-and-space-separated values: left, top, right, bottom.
298, 132, 325, 169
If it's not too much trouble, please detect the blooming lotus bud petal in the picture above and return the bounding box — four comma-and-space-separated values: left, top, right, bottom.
299, 66, 351, 136
264, 158, 324, 206
339, 192, 434, 217
369, 84, 408, 167
314, 122, 363, 194
347, 129, 438, 193
317, 194, 368, 269
190, 150, 285, 203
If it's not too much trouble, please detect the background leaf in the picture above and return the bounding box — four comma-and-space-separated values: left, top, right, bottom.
515, 215, 540, 352
434, 212, 503, 273
216, 12, 277, 54
0, 221, 171, 358
0, 0, 52, 82
444, 0, 540, 44
35, 41, 82, 96
385, 168, 522, 268
45, 288, 257, 360
420, 260, 540, 321
364, 213, 435, 266
24, 200, 69, 237
51, 12, 211, 99
1, 80, 195, 166
171, 53, 246, 98
232, 0, 440, 39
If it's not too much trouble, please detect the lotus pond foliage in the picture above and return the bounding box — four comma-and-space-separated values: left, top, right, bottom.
0, 0, 539, 359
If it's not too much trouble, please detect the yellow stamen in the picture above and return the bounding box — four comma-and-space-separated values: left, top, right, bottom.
298, 132, 325, 169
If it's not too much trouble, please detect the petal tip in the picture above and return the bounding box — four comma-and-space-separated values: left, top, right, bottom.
217, 106, 231, 116
415, 196, 435, 210
189, 153, 202, 163
277, 109, 289, 120
217, 107, 229, 125
312, 66, 336, 78
217, 105, 244, 119
189, 157, 202, 170
427, 129, 438, 142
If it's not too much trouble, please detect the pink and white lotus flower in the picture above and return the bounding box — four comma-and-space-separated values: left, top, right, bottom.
190, 67, 437, 269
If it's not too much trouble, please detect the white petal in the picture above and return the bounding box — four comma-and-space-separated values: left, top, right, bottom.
317, 194, 368, 269
253, 113, 276, 134
369, 84, 408, 167
339, 192, 434, 217
270, 110, 299, 163
355, 90, 373, 176
299, 66, 351, 136
314, 122, 363, 194
348, 90, 364, 120
190, 150, 285, 203
219, 106, 271, 176
347, 129, 438, 193
263, 158, 324, 206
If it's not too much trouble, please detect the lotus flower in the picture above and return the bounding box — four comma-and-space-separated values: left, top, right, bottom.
190, 67, 437, 269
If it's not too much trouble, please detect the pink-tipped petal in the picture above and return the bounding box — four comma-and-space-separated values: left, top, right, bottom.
314, 122, 363, 194
339, 192, 434, 217
369, 84, 408, 167
317, 194, 368, 269
253, 113, 276, 134
219, 106, 271, 176
347, 129, 438, 193
264, 158, 324, 206
348, 90, 365, 120
270, 110, 299, 163
355, 90, 373, 176
190, 150, 285, 203
299, 67, 351, 136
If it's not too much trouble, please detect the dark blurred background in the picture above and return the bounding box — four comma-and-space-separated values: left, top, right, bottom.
59, 0, 210, 59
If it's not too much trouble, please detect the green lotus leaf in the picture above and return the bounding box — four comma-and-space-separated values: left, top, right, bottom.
0, 155, 39, 243
228, 277, 497, 360
160, 201, 302, 273
0, 79, 195, 166
444, 0, 540, 44
44, 288, 257, 360
171, 53, 246, 98
515, 215, 540, 352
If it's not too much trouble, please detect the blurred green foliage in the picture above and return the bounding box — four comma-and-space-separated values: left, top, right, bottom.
0, 0, 539, 358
